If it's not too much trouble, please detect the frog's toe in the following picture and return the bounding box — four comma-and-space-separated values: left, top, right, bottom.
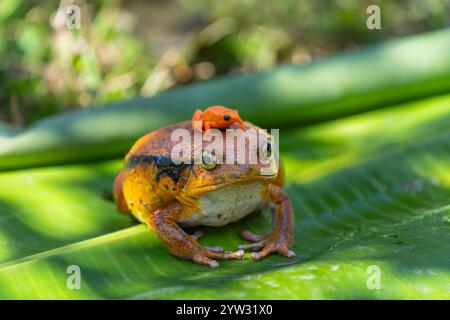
250, 243, 295, 261
237, 240, 265, 251
190, 229, 204, 240
193, 254, 220, 268
206, 246, 224, 253
238, 230, 266, 250
239, 230, 264, 242
208, 249, 245, 260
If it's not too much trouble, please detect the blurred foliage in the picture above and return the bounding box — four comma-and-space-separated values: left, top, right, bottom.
0, 0, 448, 126
1, 28, 449, 170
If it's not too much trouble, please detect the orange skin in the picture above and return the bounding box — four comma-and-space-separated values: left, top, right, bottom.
113, 121, 294, 267
192, 105, 244, 131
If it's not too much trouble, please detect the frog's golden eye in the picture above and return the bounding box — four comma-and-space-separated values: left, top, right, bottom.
260, 141, 272, 159
202, 150, 217, 170
224, 115, 230, 121
265, 142, 272, 157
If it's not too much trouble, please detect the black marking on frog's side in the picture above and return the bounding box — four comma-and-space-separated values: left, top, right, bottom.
126, 155, 190, 183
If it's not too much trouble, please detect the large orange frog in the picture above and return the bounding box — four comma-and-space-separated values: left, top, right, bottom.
192, 105, 244, 131
113, 120, 294, 267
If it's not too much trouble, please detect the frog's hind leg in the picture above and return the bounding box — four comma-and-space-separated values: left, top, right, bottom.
113, 169, 130, 214
149, 204, 244, 267
203, 121, 214, 131
192, 109, 203, 131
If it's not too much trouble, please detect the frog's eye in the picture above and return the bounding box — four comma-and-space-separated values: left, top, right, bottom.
202, 150, 217, 170
264, 142, 272, 158
259, 141, 272, 161
224, 115, 230, 121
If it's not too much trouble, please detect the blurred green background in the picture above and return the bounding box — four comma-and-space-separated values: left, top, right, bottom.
0, 0, 448, 126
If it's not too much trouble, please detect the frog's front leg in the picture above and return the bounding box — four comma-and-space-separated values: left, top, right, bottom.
149, 203, 244, 267
238, 184, 295, 260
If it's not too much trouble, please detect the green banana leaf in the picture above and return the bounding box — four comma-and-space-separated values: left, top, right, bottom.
0, 94, 448, 299
0, 29, 449, 171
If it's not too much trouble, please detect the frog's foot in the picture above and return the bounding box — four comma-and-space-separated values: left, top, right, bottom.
150, 207, 245, 268
190, 229, 204, 240
250, 239, 295, 261
206, 246, 225, 253
193, 249, 244, 268
239, 233, 295, 261
189, 230, 226, 253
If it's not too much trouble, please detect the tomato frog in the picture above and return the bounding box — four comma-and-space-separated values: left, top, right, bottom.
113, 120, 294, 267
192, 105, 244, 131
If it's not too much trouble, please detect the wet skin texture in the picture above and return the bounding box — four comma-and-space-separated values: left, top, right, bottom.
113, 120, 295, 267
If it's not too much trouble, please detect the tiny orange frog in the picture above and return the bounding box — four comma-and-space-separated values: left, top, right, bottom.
192, 105, 244, 131
113, 120, 294, 267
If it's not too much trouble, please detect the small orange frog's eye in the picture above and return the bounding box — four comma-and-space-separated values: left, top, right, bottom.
224, 115, 230, 121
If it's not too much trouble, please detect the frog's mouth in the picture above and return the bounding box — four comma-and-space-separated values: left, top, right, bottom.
189, 173, 276, 194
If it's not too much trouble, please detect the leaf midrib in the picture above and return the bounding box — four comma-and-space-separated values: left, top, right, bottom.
0, 225, 147, 270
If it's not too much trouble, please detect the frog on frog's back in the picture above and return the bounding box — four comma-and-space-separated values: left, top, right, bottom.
114, 121, 294, 267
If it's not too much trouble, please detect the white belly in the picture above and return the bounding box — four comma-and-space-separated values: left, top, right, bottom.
178, 182, 266, 227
